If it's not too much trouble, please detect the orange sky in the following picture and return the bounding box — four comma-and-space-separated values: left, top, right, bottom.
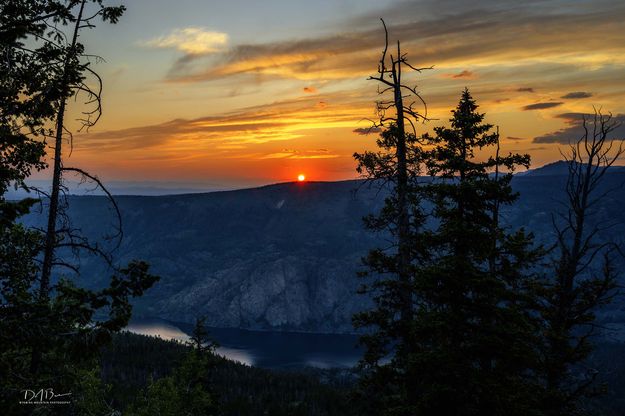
43, 0, 625, 189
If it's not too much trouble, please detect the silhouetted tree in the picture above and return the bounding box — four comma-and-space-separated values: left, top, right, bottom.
352, 19, 430, 414
189, 315, 219, 354
411, 89, 543, 415
40, 0, 126, 304
0, 256, 159, 414
127, 317, 220, 416
354, 26, 546, 413
0, 3, 161, 414
0, 0, 70, 226
539, 110, 624, 416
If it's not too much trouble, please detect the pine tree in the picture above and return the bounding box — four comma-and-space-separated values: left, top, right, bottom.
355, 87, 544, 415
412, 89, 543, 415
127, 317, 220, 416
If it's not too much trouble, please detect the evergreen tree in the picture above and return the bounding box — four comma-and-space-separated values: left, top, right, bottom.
413, 89, 543, 415
0, 0, 70, 225
127, 317, 220, 416
355, 88, 544, 415
189, 315, 219, 354
0, 257, 159, 414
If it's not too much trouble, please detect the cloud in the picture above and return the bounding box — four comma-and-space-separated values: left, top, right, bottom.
523, 102, 564, 111
533, 112, 625, 144
69, 0, 625, 185
160, 1, 625, 84
353, 126, 382, 135
142, 27, 228, 54
78, 119, 286, 151
443, 70, 476, 79
259, 148, 338, 160
507, 136, 528, 141
303, 86, 318, 93
76, 96, 366, 152
561, 91, 593, 99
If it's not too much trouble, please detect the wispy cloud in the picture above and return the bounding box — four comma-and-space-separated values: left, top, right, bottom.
561, 91, 593, 99
259, 148, 338, 160
533, 113, 625, 144
78, 0, 625, 185
77, 96, 367, 153
158, 1, 625, 84
442, 70, 476, 79
523, 102, 564, 111
142, 27, 228, 54
353, 126, 382, 135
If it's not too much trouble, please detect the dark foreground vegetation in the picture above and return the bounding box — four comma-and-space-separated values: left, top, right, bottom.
101, 331, 356, 416
100, 331, 624, 416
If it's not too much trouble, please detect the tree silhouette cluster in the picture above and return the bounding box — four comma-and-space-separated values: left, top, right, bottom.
0, 2, 159, 414
354, 20, 624, 416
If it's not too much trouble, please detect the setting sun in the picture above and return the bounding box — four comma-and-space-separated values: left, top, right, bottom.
297, 174, 306, 182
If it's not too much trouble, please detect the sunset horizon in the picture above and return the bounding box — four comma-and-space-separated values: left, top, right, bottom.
27, 0, 625, 190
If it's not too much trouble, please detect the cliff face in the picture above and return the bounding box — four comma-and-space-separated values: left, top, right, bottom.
24, 180, 383, 332
158, 255, 365, 333
22, 172, 625, 333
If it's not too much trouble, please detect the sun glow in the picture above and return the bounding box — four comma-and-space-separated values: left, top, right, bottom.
297, 174, 306, 182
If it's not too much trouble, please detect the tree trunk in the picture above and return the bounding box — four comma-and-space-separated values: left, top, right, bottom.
32, 0, 85, 376
39, 0, 86, 300
391, 42, 412, 327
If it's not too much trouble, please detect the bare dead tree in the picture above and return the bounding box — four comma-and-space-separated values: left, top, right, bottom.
39, 0, 123, 300
28, 0, 125, 376
39, 0, 86, 300
364, 18, 431, 324
542, 109, 624, 415
352, 21, 434, 413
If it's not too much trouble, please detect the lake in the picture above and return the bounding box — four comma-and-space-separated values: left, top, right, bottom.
126, 318, 362, 369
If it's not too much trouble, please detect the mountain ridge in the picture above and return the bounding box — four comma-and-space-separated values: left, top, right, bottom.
20, 167, 625, 334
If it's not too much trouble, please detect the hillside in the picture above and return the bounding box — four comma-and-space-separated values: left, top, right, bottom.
100, 331, 625, 416
102, 332, 356, 416
21, 167, 625, 334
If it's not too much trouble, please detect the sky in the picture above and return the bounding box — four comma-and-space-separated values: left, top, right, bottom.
50, 0, 625, 190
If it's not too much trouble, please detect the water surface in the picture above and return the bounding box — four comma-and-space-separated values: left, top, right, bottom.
126, 318, 362, 369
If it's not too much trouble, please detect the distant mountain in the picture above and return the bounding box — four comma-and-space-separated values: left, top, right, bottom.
20, 169, 625, 334
521, 160, 625, 177
22, 180, 385, 333
5, 180, 235, 198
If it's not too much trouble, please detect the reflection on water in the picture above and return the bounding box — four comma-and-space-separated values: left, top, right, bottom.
215, 347, 255, 367
126, 320, 256, 366
126, 318, 361, 369
127, 321, 189, 342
